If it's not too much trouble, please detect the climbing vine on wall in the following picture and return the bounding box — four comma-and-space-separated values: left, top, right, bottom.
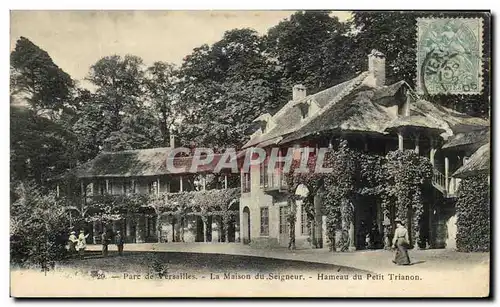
285, 139, 357, 251
86, 188, 240, 220
456, 174, 490, 252
284, 143, 433, 252
385, 150, 432, 248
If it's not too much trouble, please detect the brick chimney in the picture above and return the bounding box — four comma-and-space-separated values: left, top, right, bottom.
368, 49, 386, 87
292, 84, 307, 100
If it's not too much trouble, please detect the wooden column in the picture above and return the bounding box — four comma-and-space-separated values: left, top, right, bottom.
202, 175, 206, 191
398, 130, 404, 151
157, 177, 161, 196
80, 181, 85, 198
414, 133, 420, 155
56, 184, 60, 198
444, 157, 450, 193
429, 137, 436, 167
105, 179, 110, 194
180, 176, 183, 192
224, 174, 228, 189
363, 136, 368, 152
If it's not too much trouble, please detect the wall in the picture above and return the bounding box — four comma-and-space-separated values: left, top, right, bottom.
239, 166, 308, 248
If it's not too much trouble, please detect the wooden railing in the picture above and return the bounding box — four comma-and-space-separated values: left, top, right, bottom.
432, 168, 459, 198
432, 169, 446, 193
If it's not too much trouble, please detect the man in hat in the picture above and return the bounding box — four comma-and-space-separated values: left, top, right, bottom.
392, 219, 411, 265
115, 230, 125, 256
101, 230, 110, 257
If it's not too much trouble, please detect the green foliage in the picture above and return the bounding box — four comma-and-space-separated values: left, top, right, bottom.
144, 62, 180, 146
286, 140, 357, 251
77, 54, 164, 152
10, 36, 75, 113
10, 181, 70, 269
385, 150, 433, 247
177, 29, 282, 148
456, 175, 490, 252
85, 188, 240, 218
266, 11, 357, 94
10, 106, 77, 185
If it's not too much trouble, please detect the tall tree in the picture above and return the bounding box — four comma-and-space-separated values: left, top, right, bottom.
10, 36, 75, 115
177, 29, 282, 149
265, 11, 356, 94
144, 62, 179, 146
76, 54, 162, 152
10, 105, 77, 185
10, 37, 78, 185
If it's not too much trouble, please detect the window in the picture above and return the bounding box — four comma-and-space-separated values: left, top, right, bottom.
242, 173, 251, 193
296, 102, 310, 120
260, 163, 267, 187
260, 207, 269, 236
301, 205, 310, 236
279, 206, 289, 235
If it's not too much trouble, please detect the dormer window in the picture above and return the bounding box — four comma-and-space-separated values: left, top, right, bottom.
252, 113, 275, 135
297, 102, 309, 119
260, 121, 267, 133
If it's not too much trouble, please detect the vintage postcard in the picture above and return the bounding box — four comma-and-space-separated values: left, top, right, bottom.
9, 10, 491, 298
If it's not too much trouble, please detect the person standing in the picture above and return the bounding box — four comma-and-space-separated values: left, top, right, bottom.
76, 229, 89, 260
115, 230, 125, 256
392, 219, 411, 265
101, 230, 109, 257
68, 231, 78, 256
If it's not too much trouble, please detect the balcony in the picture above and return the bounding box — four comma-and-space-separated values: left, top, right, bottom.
260, 170, 288, 195
432, 168, 460, 198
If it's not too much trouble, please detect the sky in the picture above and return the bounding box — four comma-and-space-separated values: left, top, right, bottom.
10, 10, 352, 88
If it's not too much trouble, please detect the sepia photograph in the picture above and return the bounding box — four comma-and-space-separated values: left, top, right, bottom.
8, 9, 491, 298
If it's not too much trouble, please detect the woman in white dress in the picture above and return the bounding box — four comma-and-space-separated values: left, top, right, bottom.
392, 219, 411, 265
76, 229, 89, 260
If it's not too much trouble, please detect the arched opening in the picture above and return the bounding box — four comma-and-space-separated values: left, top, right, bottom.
226, 200, 240, 243
242, 206, 251, 244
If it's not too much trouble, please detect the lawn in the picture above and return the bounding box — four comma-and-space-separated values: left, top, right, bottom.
56, 250, 368, 278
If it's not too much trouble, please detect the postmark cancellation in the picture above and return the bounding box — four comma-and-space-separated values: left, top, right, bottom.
417, 17, 484, 95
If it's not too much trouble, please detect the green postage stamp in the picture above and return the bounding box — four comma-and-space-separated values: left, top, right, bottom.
417, 18, 483, 95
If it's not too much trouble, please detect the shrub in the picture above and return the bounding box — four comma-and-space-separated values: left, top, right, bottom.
456, 174, 490, 252
10, 181, 70, 269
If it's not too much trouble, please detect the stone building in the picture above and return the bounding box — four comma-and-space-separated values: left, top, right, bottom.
239, 50, 489, 250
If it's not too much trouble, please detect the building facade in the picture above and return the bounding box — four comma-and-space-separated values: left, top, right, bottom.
239, 50, 489, 250
58, 146, 241, 244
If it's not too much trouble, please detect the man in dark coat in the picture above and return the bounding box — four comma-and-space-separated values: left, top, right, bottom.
101, 231, 109, 257
115, 230, 125, 256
